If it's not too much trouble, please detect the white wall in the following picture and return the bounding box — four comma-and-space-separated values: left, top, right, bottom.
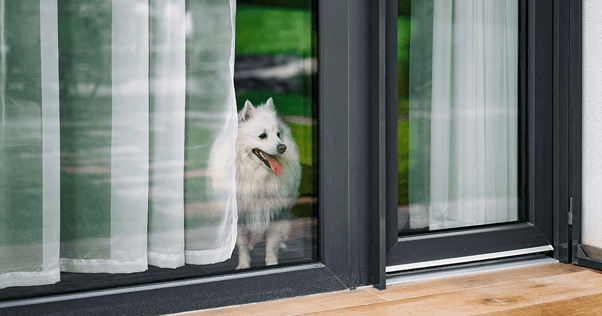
582, 0, 602, 249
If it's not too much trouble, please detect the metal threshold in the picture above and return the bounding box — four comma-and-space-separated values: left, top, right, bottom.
386, 253, 558, 286
386, 245, 554, 274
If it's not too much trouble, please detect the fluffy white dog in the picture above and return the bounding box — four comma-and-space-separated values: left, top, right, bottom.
235, 98, 302, 269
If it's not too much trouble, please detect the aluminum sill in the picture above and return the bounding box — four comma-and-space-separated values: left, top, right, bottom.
386, 245, 554, 273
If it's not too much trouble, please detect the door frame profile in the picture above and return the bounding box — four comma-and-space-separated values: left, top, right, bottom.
376, 0, 571, 286
562, 0, 602, 271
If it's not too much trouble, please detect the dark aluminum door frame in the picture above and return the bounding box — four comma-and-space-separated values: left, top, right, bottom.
380, 0, 558, 280
565, 0, 602, 271
371, 0, 399, 290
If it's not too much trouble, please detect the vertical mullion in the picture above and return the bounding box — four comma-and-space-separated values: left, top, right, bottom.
518, 0, 528, 224
570, 0, 586, 266
319, 0, 352, 286
385, 0, 398, 256
527, 0, 554, 244
372, 0, 387, 290
527, 0, 536, 230
553, 0, 570, 263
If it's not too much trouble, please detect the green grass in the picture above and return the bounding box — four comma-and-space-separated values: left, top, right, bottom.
397, 16, 412, 206
235, 5, 316, 197
236, 5, 312, 56
233, 9, 416, 206
236, 91, 312, 118
398, 120, 409, 206
289, 123, 313, 166
398, 16, 411, 115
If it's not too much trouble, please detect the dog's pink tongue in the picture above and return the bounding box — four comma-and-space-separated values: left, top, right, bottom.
265, 154, 282, 176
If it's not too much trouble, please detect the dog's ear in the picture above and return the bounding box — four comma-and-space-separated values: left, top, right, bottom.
264, 97, 275, 111
239, 100, 256, 123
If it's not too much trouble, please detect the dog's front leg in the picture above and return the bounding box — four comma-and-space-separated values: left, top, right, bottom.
266, 220, 290, 266
235, 228, 251, 270
265, 231, 279, 266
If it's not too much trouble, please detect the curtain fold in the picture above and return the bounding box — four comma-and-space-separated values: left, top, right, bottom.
0, 0, 61, 288
408, 0, 434, 230
0, 0, 237, 289
148, 0, 186, 269
409, 0, 518, 230
40, 0, 62, 283
183, 0, 238, 265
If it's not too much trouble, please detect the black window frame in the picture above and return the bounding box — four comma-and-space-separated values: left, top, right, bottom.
564, 0, 602, 271
381, 0, 564, 285
0, 0, 580, 314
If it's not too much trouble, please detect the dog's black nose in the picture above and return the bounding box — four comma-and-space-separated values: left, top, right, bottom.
277, 144, 287, 154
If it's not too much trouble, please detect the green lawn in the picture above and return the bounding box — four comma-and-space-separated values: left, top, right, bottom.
235, 91, 312, 118
398, 120, 409, 206
398, 16, 411, 116
236, 5, 316, 204
234, 7, 415, 208
236, 5, 312, 56
398, 16, 411, 206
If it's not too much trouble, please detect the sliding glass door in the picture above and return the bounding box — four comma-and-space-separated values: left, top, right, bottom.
387, 0, 553, 273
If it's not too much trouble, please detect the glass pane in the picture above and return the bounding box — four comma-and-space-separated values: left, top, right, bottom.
0, 0, 317, 293
234, 0, 318, 269
398, 0, 518, 234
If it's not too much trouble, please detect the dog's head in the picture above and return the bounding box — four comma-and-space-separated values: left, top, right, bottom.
237, 98, 294, 176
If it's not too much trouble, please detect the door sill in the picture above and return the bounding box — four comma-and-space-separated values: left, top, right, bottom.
386, 245, 553, 273
387, 254, 557, 285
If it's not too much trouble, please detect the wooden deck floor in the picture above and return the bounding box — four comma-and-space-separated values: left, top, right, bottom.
174, 263, 602, 316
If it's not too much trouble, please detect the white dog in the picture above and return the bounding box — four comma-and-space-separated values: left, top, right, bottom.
234, 98, 302, 269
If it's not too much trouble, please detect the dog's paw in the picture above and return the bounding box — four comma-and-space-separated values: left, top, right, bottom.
235, 255, 251, 270
265, 257, 278, 266
235, 262, 250, 270
278, 241, 287, 250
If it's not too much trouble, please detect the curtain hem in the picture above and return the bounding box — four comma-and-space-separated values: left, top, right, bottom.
0, 269, 60, 289
60, 256, 148, 274
147, 251, 185, 269
185, 239, 236, 265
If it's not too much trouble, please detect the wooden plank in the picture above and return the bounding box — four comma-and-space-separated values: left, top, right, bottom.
479, 292, 602, 316
301, 271, 602, 316
367, 263, 589, 301
179, 289, 386, 316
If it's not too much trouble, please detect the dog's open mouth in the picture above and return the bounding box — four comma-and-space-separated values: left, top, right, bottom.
253, 148, 282, 176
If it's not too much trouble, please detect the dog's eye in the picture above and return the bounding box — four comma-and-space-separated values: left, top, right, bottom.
259, 133, 267, 139
277, 132, 280, 138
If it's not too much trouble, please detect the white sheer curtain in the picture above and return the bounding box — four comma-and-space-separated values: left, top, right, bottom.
0, 0, 237, 288
409, 0, 518, 230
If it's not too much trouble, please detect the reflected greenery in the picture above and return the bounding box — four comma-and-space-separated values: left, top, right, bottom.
235, 3, 315, 220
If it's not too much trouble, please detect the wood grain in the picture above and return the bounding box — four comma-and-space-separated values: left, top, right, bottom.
479, 292, 602, 316
366, 262, 589, 301
302, 271, 602, 316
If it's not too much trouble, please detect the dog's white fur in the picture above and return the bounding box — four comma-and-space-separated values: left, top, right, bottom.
234, 98, 301, 269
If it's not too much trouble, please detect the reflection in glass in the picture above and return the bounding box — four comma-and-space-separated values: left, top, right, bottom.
234, 1, 317, 268
399, 0, 518, 234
